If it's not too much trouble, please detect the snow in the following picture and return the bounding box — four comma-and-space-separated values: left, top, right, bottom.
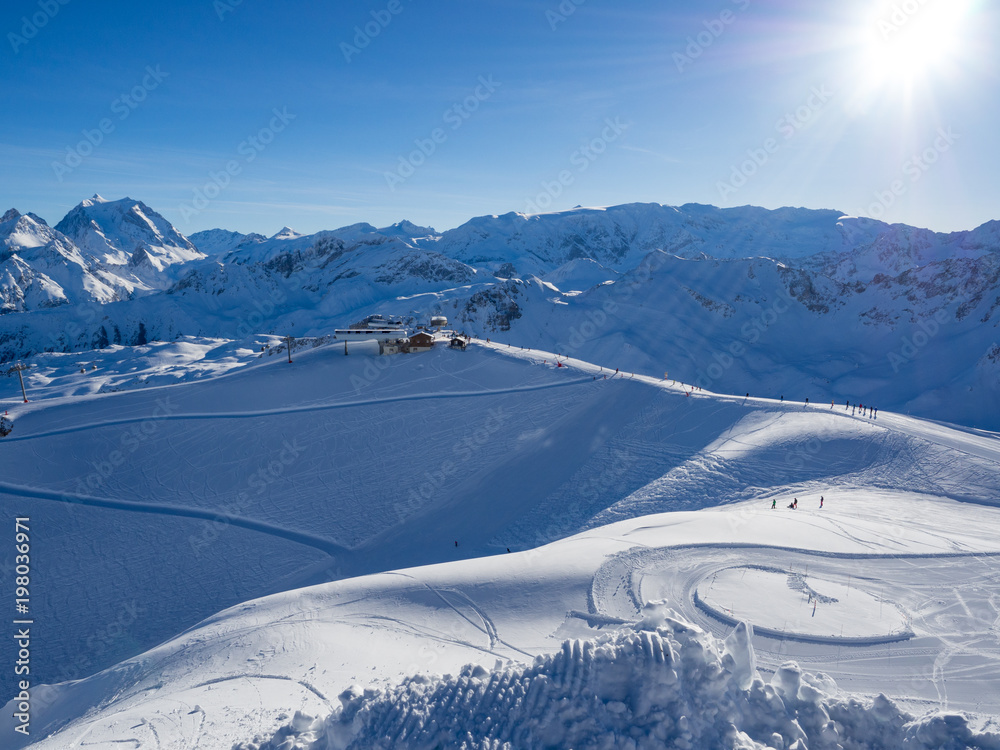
1, 195, 1000, 748
237, 607, 995, 750
696, 567, 910, 641
2, 340, 999, 748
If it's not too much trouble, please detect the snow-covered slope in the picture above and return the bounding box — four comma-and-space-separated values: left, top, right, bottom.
440, 248, 1000, 430
2, 340, 1000, 748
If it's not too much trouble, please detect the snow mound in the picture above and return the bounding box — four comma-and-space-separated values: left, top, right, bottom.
239, 603, 994, 750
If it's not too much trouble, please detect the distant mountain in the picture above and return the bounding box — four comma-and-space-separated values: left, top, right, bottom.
0, 197, 997, 428
54, 194, 204, 293
430, 204, 870, 277
0, 208, 125, 313
188, 228, 267, 256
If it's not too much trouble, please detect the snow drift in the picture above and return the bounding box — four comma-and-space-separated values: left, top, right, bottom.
240, 604, 996, 750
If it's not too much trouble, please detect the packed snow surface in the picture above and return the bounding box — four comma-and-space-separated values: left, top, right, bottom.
697, 567, 910, 641
2, 337, 999, 749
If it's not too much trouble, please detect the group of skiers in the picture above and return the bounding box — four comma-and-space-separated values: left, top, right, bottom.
843, 400, 877, 418
772, 395, 879, 419
772, 495, 824, 510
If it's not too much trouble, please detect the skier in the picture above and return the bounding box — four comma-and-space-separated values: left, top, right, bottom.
873, 407, 878, 418
793, 498, 798, 509
820, 496, 824, 508
805, 397, 809, 406
771, 499, 776, 509
454, 541, 458, 547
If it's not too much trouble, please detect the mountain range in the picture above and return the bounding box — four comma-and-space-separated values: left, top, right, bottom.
1, 196, 997, 428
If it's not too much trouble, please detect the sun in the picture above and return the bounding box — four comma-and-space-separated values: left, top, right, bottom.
860, 0, 971, 87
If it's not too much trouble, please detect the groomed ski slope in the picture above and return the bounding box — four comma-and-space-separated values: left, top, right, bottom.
2, 336, 999, 748
12, 489, 1000, 749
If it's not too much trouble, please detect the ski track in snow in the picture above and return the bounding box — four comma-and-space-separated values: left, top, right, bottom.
3, 375, 597, 443
0, 480, 349, 557
590, 543, 1000, 711
0, 364, 599, 566
190, 675, 334, 710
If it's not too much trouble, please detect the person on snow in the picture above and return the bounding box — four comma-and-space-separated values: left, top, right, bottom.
820, 496, 824, 508
771, 499, 776, 509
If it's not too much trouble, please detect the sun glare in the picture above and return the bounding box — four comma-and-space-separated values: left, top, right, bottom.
861, 0, 971, 87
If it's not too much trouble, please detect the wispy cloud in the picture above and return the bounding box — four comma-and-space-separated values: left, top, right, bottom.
619, 145, 681, 163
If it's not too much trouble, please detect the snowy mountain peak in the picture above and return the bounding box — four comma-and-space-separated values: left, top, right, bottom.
375, 219, 438, 240
1, 209, 52, 250
271, 226, 302, 240
80, 193, 108, 207
55, 195, 203, 273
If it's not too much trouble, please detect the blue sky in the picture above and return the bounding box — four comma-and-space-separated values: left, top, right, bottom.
1, 0, 996, 235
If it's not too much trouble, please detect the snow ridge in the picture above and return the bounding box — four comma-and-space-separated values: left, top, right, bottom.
240, 604, 994, 750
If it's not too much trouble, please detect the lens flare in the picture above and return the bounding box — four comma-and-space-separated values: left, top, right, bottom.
861, 0, 971, 87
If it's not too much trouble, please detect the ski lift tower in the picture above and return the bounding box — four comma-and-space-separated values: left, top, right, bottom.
5, 362, 30, 403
